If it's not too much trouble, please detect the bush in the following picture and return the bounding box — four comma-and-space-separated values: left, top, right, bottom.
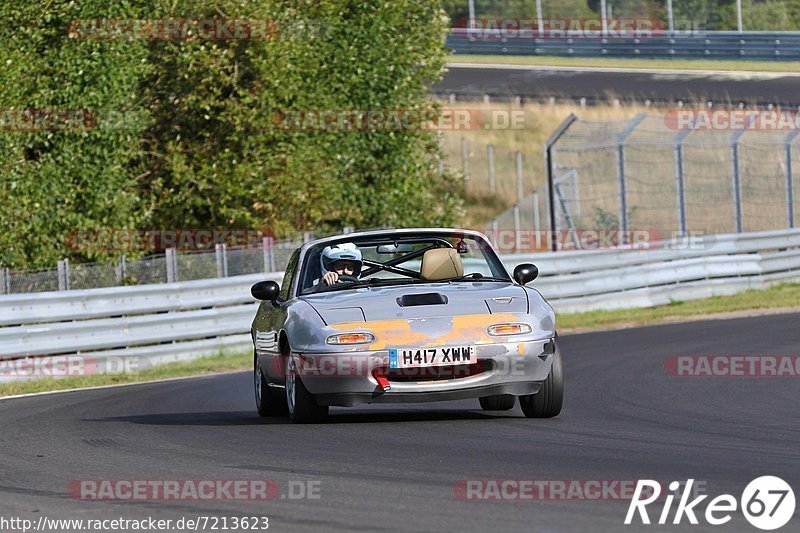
0, 0, 463, 269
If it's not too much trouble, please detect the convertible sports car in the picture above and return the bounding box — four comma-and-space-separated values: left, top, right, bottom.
250, 228, 563, 423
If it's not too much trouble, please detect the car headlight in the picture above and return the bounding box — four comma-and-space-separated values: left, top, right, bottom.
326, 333, 375, 345
487, 323, 532, 336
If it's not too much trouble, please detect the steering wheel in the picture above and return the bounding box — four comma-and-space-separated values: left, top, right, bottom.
337, 274, 360, 283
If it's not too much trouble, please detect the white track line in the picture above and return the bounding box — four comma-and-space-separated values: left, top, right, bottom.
446, 61, 800, 79
0, 369, 247, 402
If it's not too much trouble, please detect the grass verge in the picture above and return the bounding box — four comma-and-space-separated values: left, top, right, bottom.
557, 282, 800, 332
0, 350, 250, 398
447, 54, 800, 74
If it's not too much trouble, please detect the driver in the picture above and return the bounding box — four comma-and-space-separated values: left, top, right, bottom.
318, 242, 363, 287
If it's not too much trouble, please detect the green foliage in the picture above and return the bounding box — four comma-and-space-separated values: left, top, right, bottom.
0, 0, 462, 269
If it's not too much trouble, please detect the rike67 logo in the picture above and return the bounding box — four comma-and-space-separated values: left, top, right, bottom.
626, 477, 795, 530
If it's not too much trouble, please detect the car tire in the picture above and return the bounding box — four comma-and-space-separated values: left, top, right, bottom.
286, 353, 329, 424
255, 355, 287, 417
479, 394, 516, 411
519, 339, 564, 419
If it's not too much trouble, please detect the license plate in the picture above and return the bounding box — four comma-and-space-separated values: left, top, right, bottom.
389, 346, 475, 369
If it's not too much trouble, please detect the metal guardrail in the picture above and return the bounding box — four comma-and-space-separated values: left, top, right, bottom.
447, 30, 800, 61
2, 229, 800, 381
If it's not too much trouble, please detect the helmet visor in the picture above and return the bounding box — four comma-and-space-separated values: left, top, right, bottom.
326, 259, 362, 276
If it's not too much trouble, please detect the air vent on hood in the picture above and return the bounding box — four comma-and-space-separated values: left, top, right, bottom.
396, 293, 448, 307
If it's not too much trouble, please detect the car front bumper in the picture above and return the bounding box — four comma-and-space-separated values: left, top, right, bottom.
295, 338, 554, 407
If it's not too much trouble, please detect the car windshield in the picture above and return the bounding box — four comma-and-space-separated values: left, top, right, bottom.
299, 233, 510, 295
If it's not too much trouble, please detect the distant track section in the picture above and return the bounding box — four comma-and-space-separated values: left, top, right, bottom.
436, 63, 800, 107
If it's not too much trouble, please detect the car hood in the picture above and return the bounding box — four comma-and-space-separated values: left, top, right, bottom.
300, 282, 527, 325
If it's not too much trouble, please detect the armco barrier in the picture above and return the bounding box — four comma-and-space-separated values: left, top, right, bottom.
2, 229, 800, 381
447, 30, 800, 61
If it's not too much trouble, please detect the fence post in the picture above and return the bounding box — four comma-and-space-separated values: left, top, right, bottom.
513, 204, 521, 252
674, 128, 692, 236
785, 130, 799, 228
263, 237, 275, 273
544, 113, 578, 251
437, 131, 444, 177
0, 267, 8, 295
533, 191, 541, 232
487, 144, 495, 194
166, 248, 176, 283
117, 255, 127, 284
57, 259, 70, 290
491, 218, 499, 248
215, 243, 228, 278
515, 151, 524, 203
614, 114, 647, 239
461, 136, 469, 192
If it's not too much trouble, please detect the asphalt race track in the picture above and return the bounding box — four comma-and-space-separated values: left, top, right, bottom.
437, 64, 800, 106
1, 313, 798, 532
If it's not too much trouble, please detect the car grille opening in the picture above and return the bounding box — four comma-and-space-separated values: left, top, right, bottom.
379, 360, 492, 383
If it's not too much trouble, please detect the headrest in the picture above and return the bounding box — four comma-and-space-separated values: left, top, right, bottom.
420, 248, 464, 281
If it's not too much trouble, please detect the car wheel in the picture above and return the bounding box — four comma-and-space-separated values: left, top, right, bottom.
519, 339, 564, 418
286, 353, 329, 423
479, 394, 516, 410
255, 355, 287, 417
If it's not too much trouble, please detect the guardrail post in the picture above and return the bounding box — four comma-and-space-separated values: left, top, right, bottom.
57, 259, 70, 291
215, 244, 228, 278
166, 248, 177, 283
461, 137, 469, 193
487, 144, 495, 194
515, 151, 524, 204
0, 267, 8, 295
785, 130, 799, 228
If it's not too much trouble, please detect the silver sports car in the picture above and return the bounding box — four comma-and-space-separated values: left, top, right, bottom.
250, 228, 563, 423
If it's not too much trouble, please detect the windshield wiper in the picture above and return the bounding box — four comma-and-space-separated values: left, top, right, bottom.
442, 273, 511, 282
320, 277, 406, 293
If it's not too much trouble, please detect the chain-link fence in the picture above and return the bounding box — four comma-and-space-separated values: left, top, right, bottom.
476, 110, 800, 252
541, 112, 799, 242
0, 238, 309, 295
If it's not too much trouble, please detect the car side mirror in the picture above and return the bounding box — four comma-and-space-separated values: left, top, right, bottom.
513, 263, 538, 285
251, 280, 280, 302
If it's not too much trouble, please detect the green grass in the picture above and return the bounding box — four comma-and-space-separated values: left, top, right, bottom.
557, 282, 800, 331
0, 350, 250, 398
448, 54, 800, 73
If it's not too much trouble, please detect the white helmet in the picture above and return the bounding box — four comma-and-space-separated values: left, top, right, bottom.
320, 242, 362, 277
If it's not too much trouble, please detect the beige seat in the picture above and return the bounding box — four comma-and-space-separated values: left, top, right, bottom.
420, 248, 464, 281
